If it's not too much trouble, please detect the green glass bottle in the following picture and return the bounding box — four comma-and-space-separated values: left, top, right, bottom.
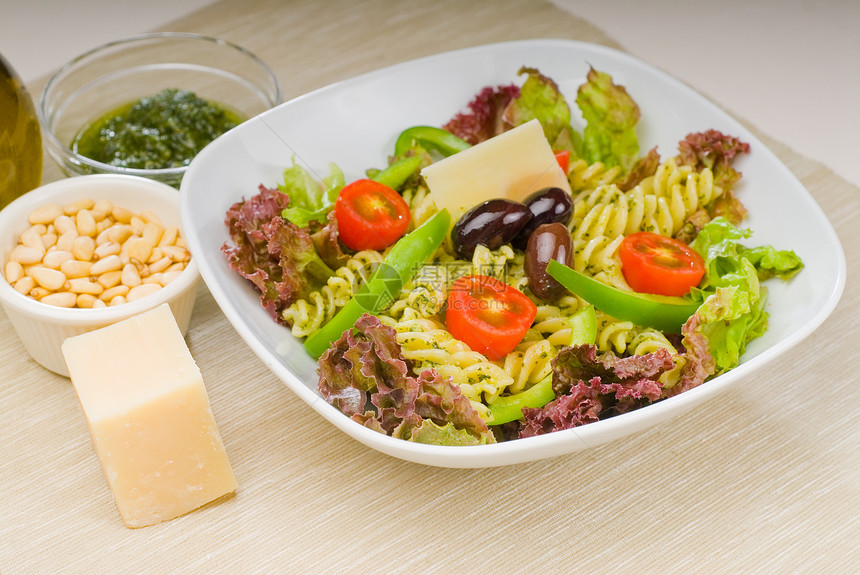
0, 54, 42, 210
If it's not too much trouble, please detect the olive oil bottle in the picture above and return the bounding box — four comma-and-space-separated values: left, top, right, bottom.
0, 54, 42, 210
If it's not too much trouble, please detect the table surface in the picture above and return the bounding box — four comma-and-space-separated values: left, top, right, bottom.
1, 1, 858, 573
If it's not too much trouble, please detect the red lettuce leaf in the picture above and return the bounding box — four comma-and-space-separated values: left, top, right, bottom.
443, 84, 520, 145
677, 130, 751, 225
318, 314, 494, 445
519, 344, 674, 438
222, 185, 336, 324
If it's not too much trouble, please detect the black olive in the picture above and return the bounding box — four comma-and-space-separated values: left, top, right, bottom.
452, 198, 532, 259
512, 187, 574, 250
524, 222, 573, 301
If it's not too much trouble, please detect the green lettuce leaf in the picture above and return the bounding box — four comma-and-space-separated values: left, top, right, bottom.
687, 217, 803, 372
576, 67, 641, 175
278, 159, 344, 228
504, 67, 580, 153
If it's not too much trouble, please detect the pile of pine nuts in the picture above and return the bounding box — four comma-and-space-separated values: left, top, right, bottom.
4, 198, 190, 308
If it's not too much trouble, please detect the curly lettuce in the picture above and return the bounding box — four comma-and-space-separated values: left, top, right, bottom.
279, 159, 345, 228
687, 217, 803, 372
318, 314, 495, 445
442, 66, 642, 177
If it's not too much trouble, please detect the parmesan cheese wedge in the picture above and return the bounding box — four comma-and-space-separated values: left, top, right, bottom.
62, 303, 237, 528
420, 119, 571, 223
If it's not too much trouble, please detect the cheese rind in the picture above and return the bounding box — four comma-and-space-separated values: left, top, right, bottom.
62, 303, 237, 528
420, 119, 572, 223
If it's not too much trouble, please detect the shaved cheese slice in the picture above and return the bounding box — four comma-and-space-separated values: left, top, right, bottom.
420, 119, 571, 223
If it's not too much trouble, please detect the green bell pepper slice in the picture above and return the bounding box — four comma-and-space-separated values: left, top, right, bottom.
393, 126, 471, 157
568, 304, 597, 346
303, 208, 451, 358
371, 156, 422, 190
487, 375, 555, 426
546, 260, 701, 333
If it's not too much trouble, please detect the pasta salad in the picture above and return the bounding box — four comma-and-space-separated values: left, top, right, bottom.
221, 67, 803, 446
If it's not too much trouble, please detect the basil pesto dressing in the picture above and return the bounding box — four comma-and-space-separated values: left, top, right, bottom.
72, 88, 244, 170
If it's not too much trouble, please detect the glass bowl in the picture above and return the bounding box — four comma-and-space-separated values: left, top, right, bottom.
38, 32, 282, 188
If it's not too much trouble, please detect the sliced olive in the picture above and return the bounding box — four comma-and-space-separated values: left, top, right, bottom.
452, 198, 532, 259
525, 222, 573, 301
513, 187, 574, 249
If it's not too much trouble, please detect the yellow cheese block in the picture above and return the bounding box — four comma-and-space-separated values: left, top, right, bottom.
420, 118, 572, 223
62, 303, 237, 528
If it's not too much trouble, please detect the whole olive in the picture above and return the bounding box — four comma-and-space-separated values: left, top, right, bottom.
512, 187, 574, 249
525, 222, 573, 301
452, 198, 532, 259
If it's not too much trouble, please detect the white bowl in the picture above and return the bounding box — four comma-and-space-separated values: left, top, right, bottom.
0, 174, 200, 377
180, 39, 845, 467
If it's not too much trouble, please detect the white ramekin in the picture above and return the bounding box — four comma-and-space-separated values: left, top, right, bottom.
0, 174, 200, 377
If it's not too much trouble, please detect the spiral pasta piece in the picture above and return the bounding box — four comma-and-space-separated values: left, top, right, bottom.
503, 339, 556, 395
282, 250, 383, 337
568, 159, 622, 193
401, 184, 438, 230
389, 317, 514, 403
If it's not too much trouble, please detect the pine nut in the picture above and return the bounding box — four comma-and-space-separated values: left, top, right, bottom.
148, 256, 172, 273
20, 225, 47, 249
11, 244, 46, 265
91, 199, 113, 221
29, 286, 51, 299
142, 222, 164, 247
147, 247, 163, 264
13, 276, 36, 294
143, 272, 163, 285
127, 283, 162, 301
161, 245, 190, 262
76, 293, 99, 308
165, 262, 186, 273
28, 204, 62, 225
130, 215, 146, 235
27, 266, 67, 290
93, 240, 121, 259
72, 235, 95, 261
97, 270, 122, 289
53, 214, 76, 235
121, 263, 141, 287
109, 295, 127, 306
60, 259, 93, 279
41, 231, 58, 250
107, 224, 133, 245
92, 299, 107, 309
66, 278, 104, 295
158, 227, 179, 248
139, 209, 162, 226
112, 206, 134, 224
56, 230, 78, 252
5, 260, 25, 283
63, 198, 94, 215
89, 254, 123, 275
100, 285, 129, 301
75, 209, 97, 237
40, 291, 77, 308
42, 250, 75, 269
126, 237, 153, 264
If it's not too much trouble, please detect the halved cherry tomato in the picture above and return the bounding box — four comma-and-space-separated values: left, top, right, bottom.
334, 179, 411, 251
554, 150, 571, 174
445, 275, 537, 361
618, 231, 706, 297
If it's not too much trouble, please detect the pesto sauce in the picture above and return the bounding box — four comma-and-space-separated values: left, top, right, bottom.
72, 88, 244, 170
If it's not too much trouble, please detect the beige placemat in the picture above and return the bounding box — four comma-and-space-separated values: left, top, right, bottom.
2, 1, 857, 573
